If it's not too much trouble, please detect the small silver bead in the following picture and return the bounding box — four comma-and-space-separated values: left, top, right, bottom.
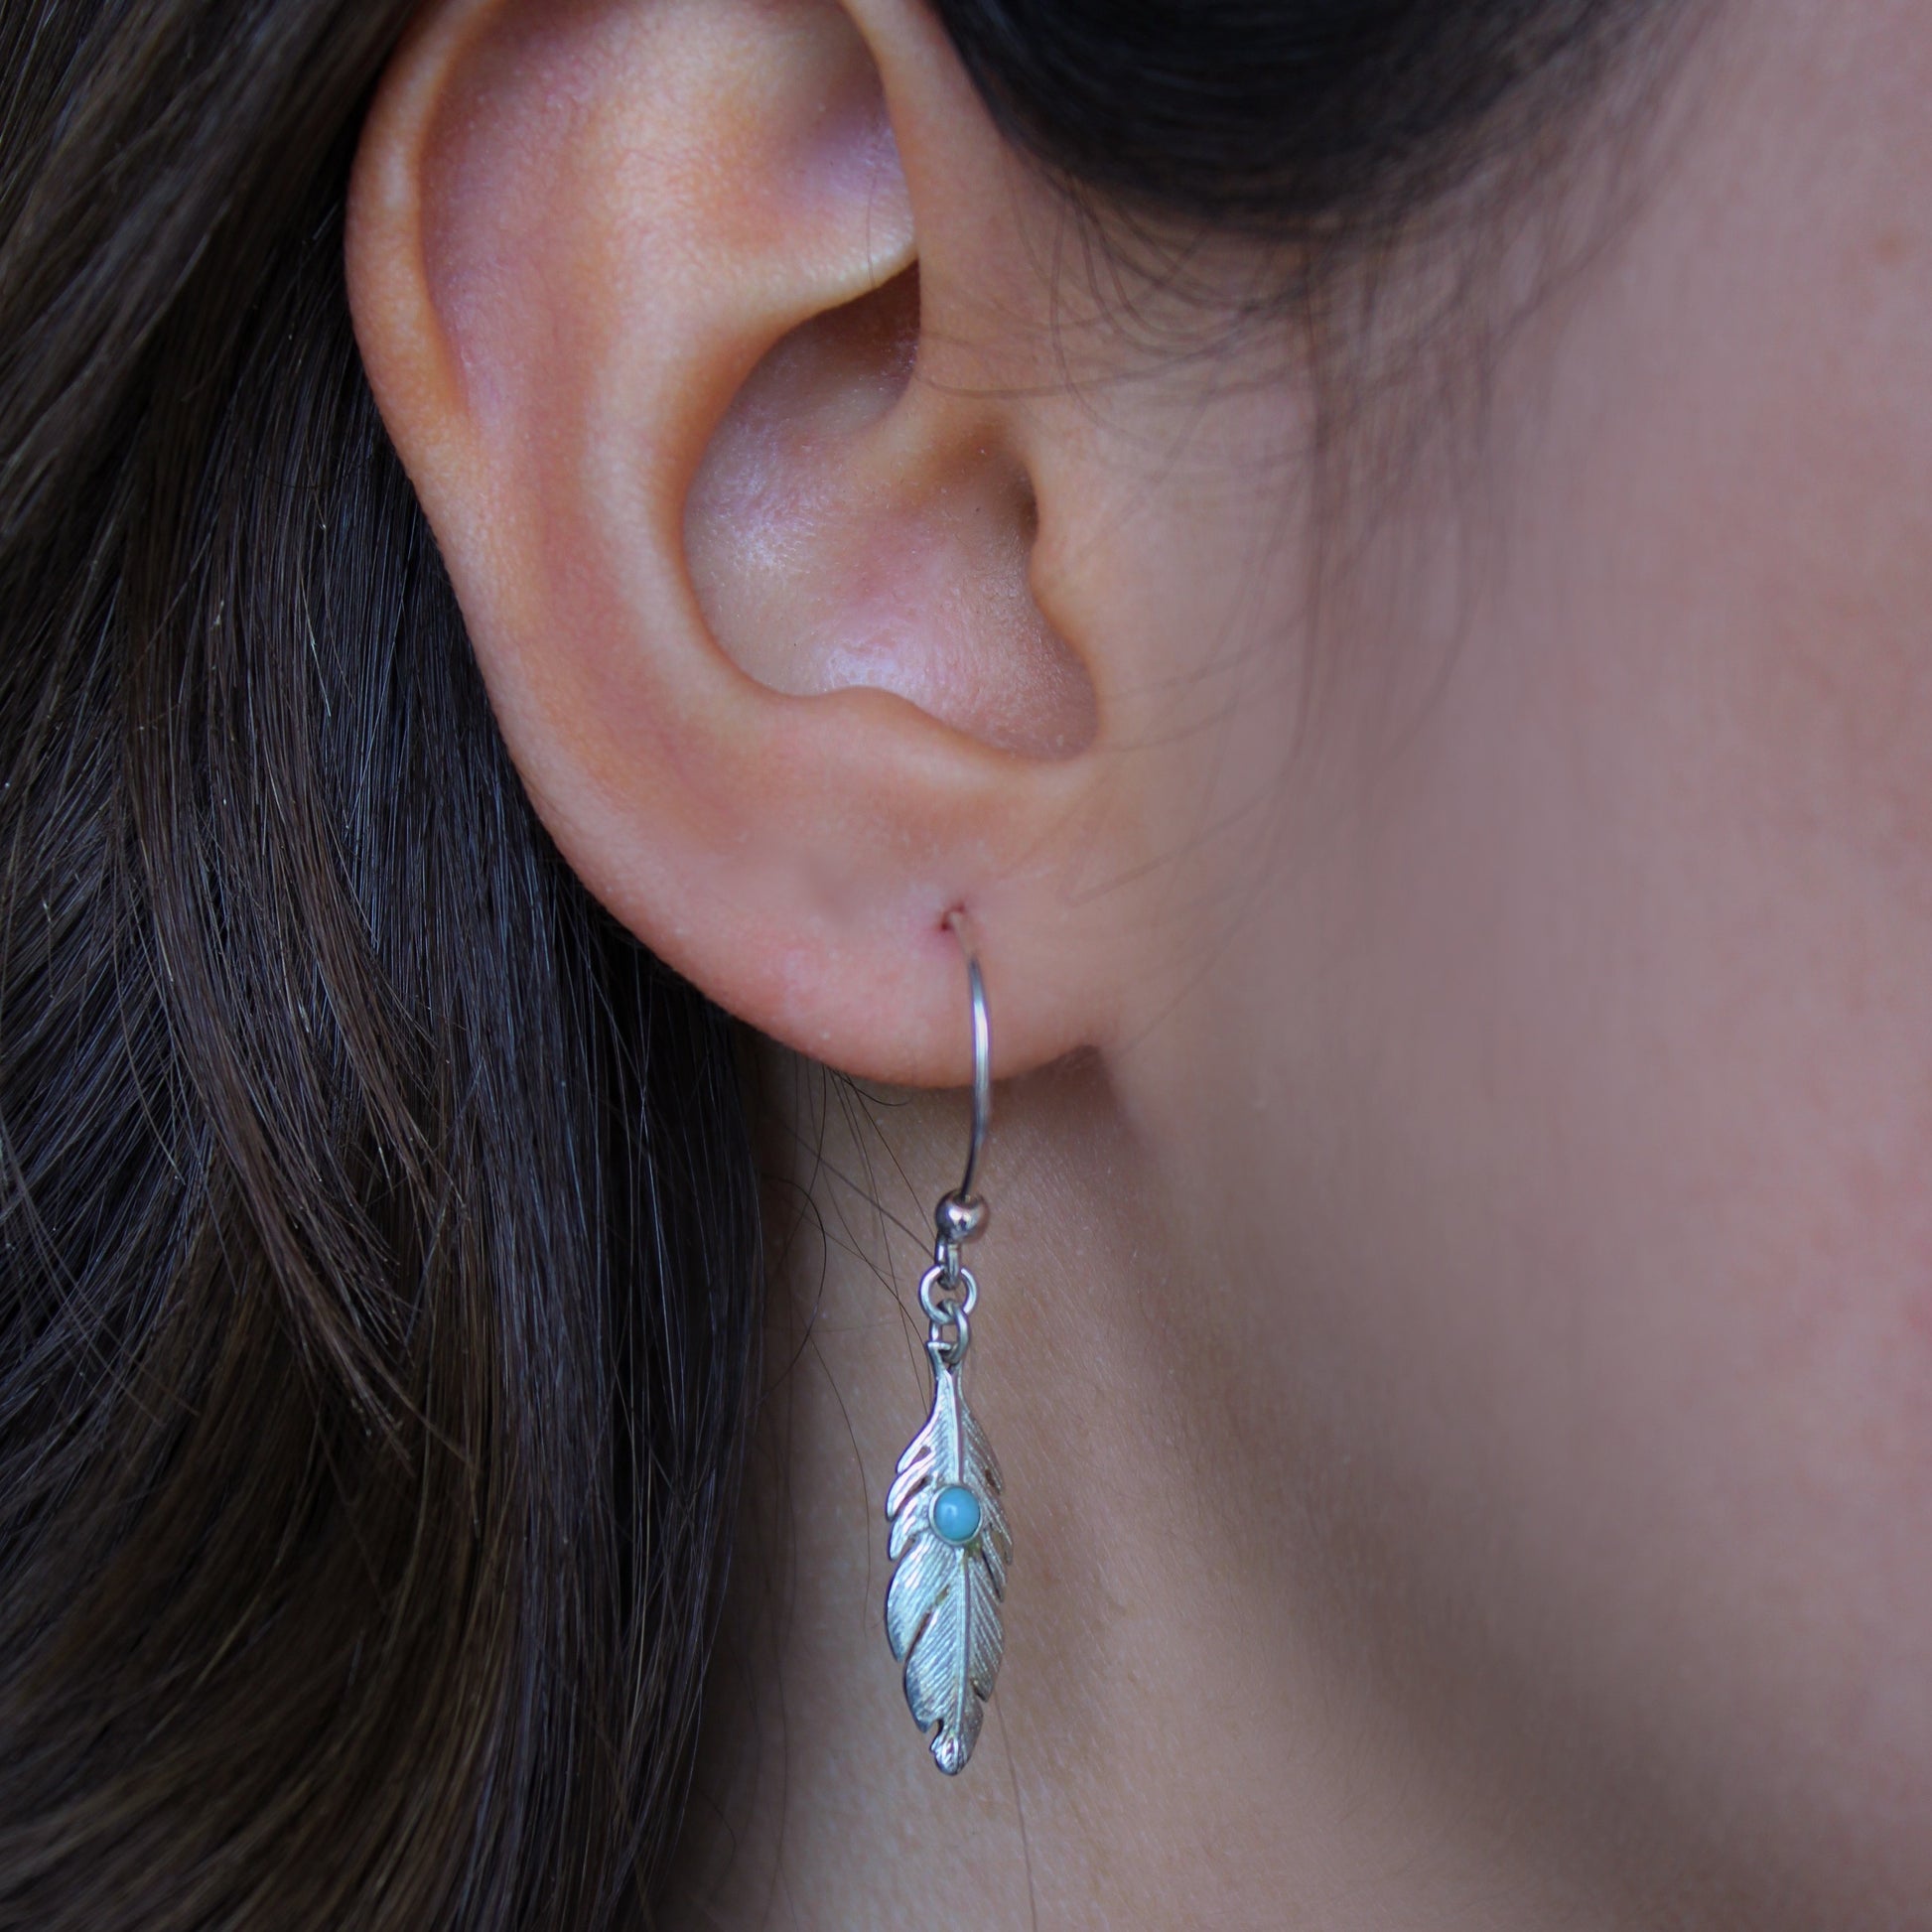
934, 1191, 988, 1246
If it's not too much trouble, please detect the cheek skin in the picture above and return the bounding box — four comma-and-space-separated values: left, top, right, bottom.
1105, 0, 1932, 1914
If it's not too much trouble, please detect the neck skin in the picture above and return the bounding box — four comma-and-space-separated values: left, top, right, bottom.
666, 1047, 1637, 1930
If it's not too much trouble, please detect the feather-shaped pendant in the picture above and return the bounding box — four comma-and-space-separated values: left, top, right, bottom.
885, 1352, 1011, 1773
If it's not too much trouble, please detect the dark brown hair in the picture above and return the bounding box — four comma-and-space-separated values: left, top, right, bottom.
0, 2, 1672, 1925
0, 5, 760, 1925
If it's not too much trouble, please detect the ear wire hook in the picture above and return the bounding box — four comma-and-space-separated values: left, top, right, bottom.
949, 908, 991, 1207
935, 909, 991, 1260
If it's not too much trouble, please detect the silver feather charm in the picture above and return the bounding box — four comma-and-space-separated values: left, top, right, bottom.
885, 1352, 1011, 1773
885, 913, 1010, 1773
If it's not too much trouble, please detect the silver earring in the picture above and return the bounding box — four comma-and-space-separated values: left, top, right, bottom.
884, 912, 1012, 1774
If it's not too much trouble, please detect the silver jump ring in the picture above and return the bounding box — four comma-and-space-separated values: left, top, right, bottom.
918, 1261, 979, 1328
927, 1311, 971, 1367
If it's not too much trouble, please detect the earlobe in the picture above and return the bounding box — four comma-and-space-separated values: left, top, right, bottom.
345, 0, 1122, 1084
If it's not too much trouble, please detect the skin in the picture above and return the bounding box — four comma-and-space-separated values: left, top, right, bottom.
347, 0, 1932, 1923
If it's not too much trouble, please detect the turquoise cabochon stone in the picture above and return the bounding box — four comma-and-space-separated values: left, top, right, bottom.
931, 1484, 982, 1545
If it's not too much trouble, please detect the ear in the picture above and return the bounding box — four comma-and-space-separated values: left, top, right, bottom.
345, 0, 1136, 1083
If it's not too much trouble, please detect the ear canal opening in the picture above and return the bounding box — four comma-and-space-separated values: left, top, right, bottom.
685, 268, 1099, 761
